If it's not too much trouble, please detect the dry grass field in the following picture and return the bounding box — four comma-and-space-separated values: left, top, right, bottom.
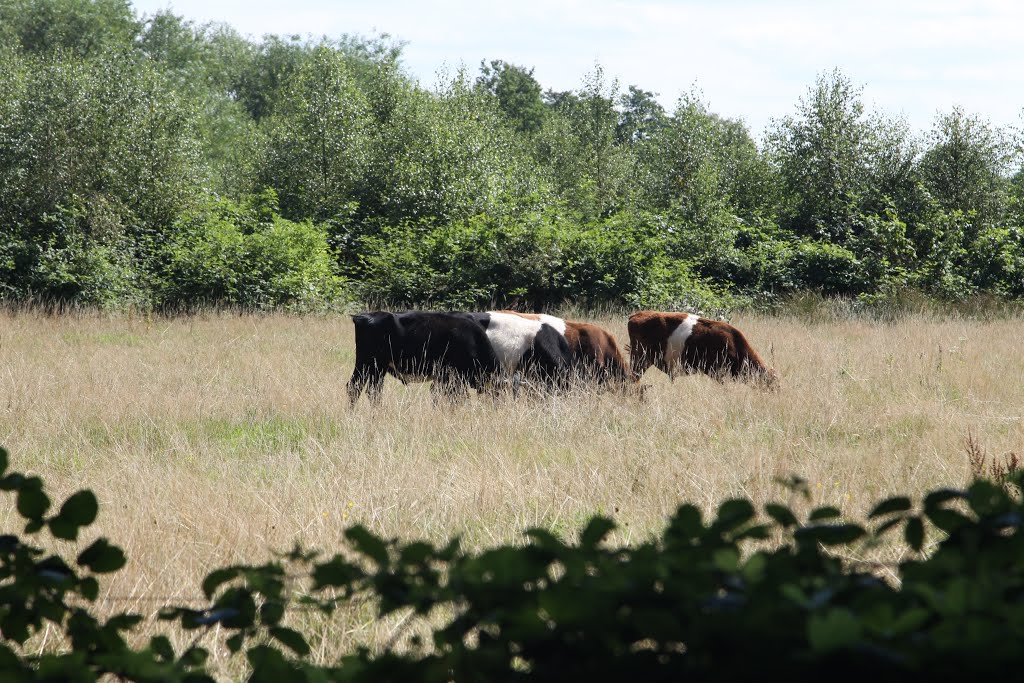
2, 307, 1023, 669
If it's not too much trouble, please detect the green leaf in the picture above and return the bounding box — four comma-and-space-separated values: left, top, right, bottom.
17, 480, 50, 521
107, 614, 144, 630
260, 601, 285, 627
764, 503, 798, 528
78, 577, 99, 601
226, 633, 244, 653
713, 548, 739, 572
926, 508, 970, 534
579, 516, 615, 548
808, 608, 862, 653
270, 626, 310, 656
808, 506, 842, 521
668, 504, 703, 540
345, 525, 389, 567
923, 488, 967, 512
247, 644, 295, 681
742, 553, 767, 583
202, 567, 240, 599
77, 538, 127, 573
967, 480, 1011, 516
150, 635, 174, 662
58, 490, 98, 526
904, 517, 924, 552
714, 499, 755, 532
0, 473, 22, 491
398, 541, 435, 565
49, 490, 99, 541
180, 646, 209, 667
868, 496, 912, 519
312, 557, 361, 589
888, 608, 929, 636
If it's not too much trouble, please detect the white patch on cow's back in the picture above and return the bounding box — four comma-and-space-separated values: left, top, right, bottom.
485, 312, 542, 373
534, 314, 566, 336
665, 314, 700, 370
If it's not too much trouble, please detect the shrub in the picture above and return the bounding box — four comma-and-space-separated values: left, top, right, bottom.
156, 191, 348, 310
787, 240, 865, 295
352, 208, 732, 311
8, 443, 1024, 679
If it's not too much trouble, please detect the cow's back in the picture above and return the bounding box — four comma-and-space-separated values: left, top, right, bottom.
353, 311, 497, 375
564, 321, 629, 383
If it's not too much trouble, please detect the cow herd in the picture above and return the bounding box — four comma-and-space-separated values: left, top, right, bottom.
347, 309, 779, 404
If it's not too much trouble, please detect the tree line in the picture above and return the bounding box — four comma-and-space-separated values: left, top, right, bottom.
1, 0, 1022, 312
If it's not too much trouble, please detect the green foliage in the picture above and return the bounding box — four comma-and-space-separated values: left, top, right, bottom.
968, 225, 1024, 297
0, 0, 139, 57
9, 444, 1024, 677
788, 240, 865, 295
360, 69, 548, 226
476, 60, 547, 134
766, 69, 872, 241
156, 191, 348, 310
535, 65, 634, 219
0, 447, 210, 680
921, 107, 1015, 225
0, 48, 203, 303
353, 208, 725, 311
261, 46, 373, 223
2, 5, 1024, 310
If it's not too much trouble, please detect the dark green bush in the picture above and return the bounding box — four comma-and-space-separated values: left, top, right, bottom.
8, 443, 1024, 679
353, 208, 729, 311
788, 240, 866, 295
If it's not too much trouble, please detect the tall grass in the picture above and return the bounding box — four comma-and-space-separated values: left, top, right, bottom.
1, 307, 1022, 668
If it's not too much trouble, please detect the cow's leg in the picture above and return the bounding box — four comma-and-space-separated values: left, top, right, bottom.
630, 344, 654, 382
432, 370, 470, 405
348, 363, 384, 406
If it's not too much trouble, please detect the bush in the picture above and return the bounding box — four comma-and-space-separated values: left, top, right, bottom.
352, 208, 732, 311
156, 191, 349, 310
788, 240, 865, 295
8, 443, 1024, 679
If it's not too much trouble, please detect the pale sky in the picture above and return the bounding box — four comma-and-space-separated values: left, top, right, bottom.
130, 0, 1024, 139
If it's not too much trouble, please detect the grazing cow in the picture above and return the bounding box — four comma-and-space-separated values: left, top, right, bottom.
348, 311, 499, 404
499, 311, 631, 388
470, 311, 572, 392
627, 310, 779, 388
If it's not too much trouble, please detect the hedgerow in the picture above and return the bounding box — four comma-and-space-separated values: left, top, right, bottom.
5, 445, 1024, 679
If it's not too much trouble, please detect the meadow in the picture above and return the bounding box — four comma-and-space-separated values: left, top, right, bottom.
1, 307, 1022, 666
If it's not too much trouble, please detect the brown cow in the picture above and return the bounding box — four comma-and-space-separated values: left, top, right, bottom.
627, 310, 779, 388
497, 312, 631, 388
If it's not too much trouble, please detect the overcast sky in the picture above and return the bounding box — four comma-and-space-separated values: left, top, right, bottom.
130, 0, 1024, 139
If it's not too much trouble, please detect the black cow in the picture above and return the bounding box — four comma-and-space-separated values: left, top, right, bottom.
347, 311, 498, 404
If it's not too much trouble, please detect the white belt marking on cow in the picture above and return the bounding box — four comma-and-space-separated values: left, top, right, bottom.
534, 314, 566, 336
665, 315, 700, 372
485, 312, 542, 374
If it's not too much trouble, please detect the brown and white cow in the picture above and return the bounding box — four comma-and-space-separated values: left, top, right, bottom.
498, 312, 631, 388
627, 310, 779, 388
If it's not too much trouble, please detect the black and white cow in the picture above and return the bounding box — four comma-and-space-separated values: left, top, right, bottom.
347, 311, 499, 404
470, 311, 571, 392
347, 311, 572, 404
